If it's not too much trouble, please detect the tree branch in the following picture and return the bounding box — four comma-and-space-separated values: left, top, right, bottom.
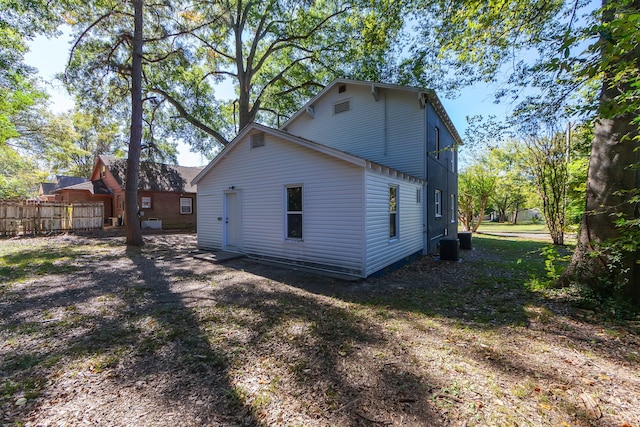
67, 11, 116, 72
149, 87, 229, 146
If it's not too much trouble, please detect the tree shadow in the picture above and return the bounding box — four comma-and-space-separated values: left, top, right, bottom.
2, 234, 638, 426
1, 236, 258, 426
214, 236, 638, 425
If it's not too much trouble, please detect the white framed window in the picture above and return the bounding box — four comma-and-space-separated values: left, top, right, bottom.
285, 186, 303, 239
450, 194, 456, 223
435, 189, 442, 217
389, 185, 398, 239
451, 149, 456, 172
180, 197, 193, 214
141, 196, 152, 209
416, 188, 421, 204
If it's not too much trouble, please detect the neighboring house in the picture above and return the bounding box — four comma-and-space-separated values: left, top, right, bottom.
38, 176, 89, 202
59, 155, 202, 229
55, 180, 114, 217
192, 79, 462, 278
510, 208, 543, 223
91, 155, 201, 229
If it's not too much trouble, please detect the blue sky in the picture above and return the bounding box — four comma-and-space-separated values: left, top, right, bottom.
25, 31, 510, 167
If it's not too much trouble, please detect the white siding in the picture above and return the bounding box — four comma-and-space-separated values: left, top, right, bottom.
196, 133, 366, 275
286, 84, 426, 178
364, 168, 424, 276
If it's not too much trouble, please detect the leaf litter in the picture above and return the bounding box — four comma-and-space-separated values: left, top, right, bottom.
0, 233, 639, 426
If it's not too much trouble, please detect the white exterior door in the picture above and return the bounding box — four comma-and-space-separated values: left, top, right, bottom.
223, 191, 242, 251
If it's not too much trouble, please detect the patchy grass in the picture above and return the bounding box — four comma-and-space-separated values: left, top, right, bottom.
0, 233, 638, 427
474, 222, 549, 234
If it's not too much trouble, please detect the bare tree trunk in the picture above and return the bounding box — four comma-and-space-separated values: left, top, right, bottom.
560, 0, 640, 301
125, 0, 144, 247
471, 197, 487, 232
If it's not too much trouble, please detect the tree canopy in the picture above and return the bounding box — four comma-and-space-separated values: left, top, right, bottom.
406, 0, 639, 300
61, 0, 405, 158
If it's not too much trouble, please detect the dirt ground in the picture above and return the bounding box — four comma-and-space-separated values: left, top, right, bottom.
1, 232, 639, 426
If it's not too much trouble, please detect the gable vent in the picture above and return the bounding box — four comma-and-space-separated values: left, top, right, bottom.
250, 132, 265, 148
334, 100, 350, 114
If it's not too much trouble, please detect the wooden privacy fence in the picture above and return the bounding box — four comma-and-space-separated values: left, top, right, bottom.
0, 201, 104, 236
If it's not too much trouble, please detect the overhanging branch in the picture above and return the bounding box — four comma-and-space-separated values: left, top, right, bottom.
150, 87, 230, 146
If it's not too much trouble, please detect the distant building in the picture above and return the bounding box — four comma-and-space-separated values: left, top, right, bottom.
56, 156, 203, 229
38, 176, 89, 202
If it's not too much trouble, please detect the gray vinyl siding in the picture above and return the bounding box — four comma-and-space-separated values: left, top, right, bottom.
196, 133, 366, 275
364, 168, 423, 276
425, 101, 459, 252
286, 84, 425, 178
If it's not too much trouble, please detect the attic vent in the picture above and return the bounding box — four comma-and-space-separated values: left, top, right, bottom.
250, 132, 265, 148
333, 100, 350, 114
338, 83, 346, 93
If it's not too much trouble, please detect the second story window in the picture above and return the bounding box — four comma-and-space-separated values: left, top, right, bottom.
435, 126, 440, 159
435, 189, 442, 218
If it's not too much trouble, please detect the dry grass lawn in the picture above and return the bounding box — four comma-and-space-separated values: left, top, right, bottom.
1, 232, 639, 426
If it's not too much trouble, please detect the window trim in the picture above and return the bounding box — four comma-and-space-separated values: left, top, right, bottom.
435, 126, 440, 159
435, 189, 442, 218
180, 197, 193, 215
389, 185, 399, 240
285, 185, 303, 240
141, 196, 152, 209
450, 194, 456, 223
333, 99, 350, 115
250, 132, 265, 149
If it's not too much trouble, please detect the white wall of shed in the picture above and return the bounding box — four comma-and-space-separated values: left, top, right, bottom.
364, 168, 424, 276
196, 132, 366, 275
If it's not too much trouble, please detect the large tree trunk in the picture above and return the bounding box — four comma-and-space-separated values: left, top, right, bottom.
125, 0, 144, 247
560, 0, 640, 301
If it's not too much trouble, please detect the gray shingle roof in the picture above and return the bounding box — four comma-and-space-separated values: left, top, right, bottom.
100, 156, 202, 193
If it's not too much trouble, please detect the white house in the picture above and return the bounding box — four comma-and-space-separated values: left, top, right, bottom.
192, 79, 462, 278
281, 79, 462, 254
192, 123, 425, 278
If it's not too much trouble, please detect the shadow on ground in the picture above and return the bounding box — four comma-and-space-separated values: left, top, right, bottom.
2, 233, 638, 426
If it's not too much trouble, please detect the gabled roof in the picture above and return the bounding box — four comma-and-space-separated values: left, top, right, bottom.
56, 181, 94, 193
99, 155, 202, 193
192, 123, 424, 186
39, 183, 56, 195
39, 176, 89, 195
280, 78, 463, 146
54, 176, 89, 189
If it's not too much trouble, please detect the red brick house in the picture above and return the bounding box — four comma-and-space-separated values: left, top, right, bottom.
57, 155, 202, 229
55, 181, 114, 218
39, 176, 89, 202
